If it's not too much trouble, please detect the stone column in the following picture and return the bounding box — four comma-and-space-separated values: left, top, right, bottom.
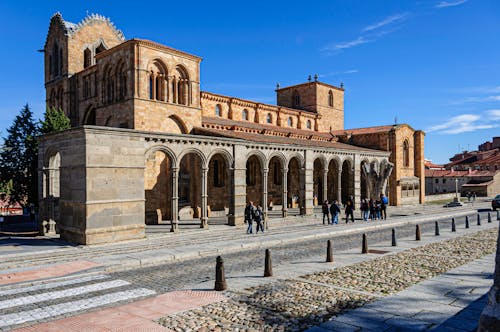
337, 169, 342, 203
303, 150, 314, 215
229, 145, 246, 226
354, 155, 361, 207
282, 167, 288, 217
200, 167, 208, 228
262, 168, 269, 221
322, 169, 328, 203
171, 167, 179, 223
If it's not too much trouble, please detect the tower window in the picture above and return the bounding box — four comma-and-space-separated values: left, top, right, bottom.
403, 139, 410, 167
292, 90, 300, 108
306, 120, 312, 129
242, 109, 249, 121
215, 104, 222, 117
287, 117, 293, 127
83, 48, 91, 68
266, 113, 272, 124
328, 90, 334, 107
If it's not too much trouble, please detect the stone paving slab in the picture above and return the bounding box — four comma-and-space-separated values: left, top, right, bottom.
12, 290, 226, 332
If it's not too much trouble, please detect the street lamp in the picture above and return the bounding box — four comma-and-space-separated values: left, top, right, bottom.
455, 178, 459, 201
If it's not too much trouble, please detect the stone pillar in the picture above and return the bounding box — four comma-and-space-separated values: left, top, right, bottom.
229, 145, 246, 226
171, 167, 179, 223
262, 168, 269, 220
200, 167, 208, 228
282, 167, 288, 217
337, 169, 342, 203
354, 155, 361, 206
303, 150, 314, 215
478, 222, 500, 331
322, 169, 328, 203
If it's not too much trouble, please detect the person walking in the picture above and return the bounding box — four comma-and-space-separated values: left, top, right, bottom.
361, 198, 369, 221
380, 193, 388, 220
322, 200, 330, 225
369, 198, 375, 220
374, 198, 381, 220
255, 205, 265, 233
345, 196, 355, 223
244, 201, 255, 234
330, 200, 341, 224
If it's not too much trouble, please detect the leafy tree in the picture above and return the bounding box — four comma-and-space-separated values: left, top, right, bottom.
0, 104, 40, 206
40, 107, 70, 134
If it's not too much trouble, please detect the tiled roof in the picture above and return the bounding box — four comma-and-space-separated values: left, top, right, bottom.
424, 161, 445, 169
193, 127, 385, 153
425, 169, 497, 177
330, 125, 396, 136
474, 153, 500, 165
202, 116, 333, 139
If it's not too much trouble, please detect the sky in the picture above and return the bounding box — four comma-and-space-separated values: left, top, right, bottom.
0, 0, 499, 164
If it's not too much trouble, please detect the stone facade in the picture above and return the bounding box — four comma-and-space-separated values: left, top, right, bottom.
39, 13, 424, 244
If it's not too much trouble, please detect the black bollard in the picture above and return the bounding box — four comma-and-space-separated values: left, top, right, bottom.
362, 233, 368, 254
477, 213, 481, 226
435, 221, 440, 236
465, 216, 470, 229
326, 240, 334, 263
488, 212, 492, 223
391, 228, 397, 246
264, 249, 273, 277
416, 224, 421, 241
214, 256, 227, 291
452, 218, 456, 232
497, 210, 499, 221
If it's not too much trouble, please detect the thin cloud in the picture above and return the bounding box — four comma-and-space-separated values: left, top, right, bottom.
321, 69, 359, 78
363, 13, 408, 32
426, 113, 499, 134
435, 0, 468, 8
334, 37, 370, 50
448, 86, 500, 94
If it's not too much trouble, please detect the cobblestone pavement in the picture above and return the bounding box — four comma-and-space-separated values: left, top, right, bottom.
0, 207, 496, 331
155, 228, 498, 331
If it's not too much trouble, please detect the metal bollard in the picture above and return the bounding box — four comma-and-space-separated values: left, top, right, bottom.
465, 216, 470, 229
391, 228, 397, 246
488, 212, 492, 223
477, 213, 481, 226
452, 218, 456, 232
264, 249, 273, 277
326, 240, 334, 263
362, 233, 368, 254
416, 224, 421, 241
214, 256, 227, 291
435, 221, 440, 236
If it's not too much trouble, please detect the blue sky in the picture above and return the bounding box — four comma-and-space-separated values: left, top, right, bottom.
0, 0, 499, 164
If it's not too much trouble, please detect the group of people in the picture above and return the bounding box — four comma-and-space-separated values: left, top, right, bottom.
322, 194, 388, 224
244, 201, 265, 234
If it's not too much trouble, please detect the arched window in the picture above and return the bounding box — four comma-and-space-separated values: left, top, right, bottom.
292, 90, 300, 108
242, 109, 249, 121
403, 140, 410, 167
52, 43, 59, 77
328, 90, 334, 107
83, 48, 92, 68
149, 75, 154, 99
175, 66, 189, 105
215, 104, 222, 117
266, 113, 272, 124
59, 48, 63, 75
102, 66, 114, 104
306, 120, 312, 129
148, 60, 168, 101
287, 117, 293, 127
95, 43, 106, 55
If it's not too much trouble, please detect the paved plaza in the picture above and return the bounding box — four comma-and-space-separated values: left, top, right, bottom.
0, 202, 497, 331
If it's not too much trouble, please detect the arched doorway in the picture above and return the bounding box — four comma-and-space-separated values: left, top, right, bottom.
287, 157, 303, 215
178, 152, 203, 221
144, 150, 172, 224
268, 156, 284, 208
246, 155, 263, 207
327, 159, 339, 203
341, 159, 354, 205
313, 158, 324, 205
208, 153, 231, 223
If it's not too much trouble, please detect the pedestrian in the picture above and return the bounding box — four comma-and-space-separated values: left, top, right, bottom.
375, 198, 381, 220
472, 192, 476, 202
361, 198, 369, 221
330, 200, 340, 224
369, 198, 375, 220
322, 200, 330, 224
380, 193, 388, 220
255, 205, 265, 233
244, 201, 255, 234
345, 196, 355, 223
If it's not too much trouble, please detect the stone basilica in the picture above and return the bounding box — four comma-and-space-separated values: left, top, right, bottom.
39, 13, 425, 244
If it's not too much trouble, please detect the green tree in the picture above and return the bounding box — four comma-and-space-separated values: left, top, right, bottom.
0, 104, 40, 206
40, 107, 70, 134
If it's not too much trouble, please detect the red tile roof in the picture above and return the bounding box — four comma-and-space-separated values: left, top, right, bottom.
193, 126, 385, 153
425, 169, 497, 177
330, 125, 396, 136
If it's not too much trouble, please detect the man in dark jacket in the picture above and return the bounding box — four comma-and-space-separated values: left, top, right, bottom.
244, 201, 255, 234
322, 200, 330, 224
330, 200, 341, 224
345, 196, 355, 223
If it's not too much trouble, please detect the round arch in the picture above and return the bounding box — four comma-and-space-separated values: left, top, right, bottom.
176, 148, 207, 169
245, 150, 267, 170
